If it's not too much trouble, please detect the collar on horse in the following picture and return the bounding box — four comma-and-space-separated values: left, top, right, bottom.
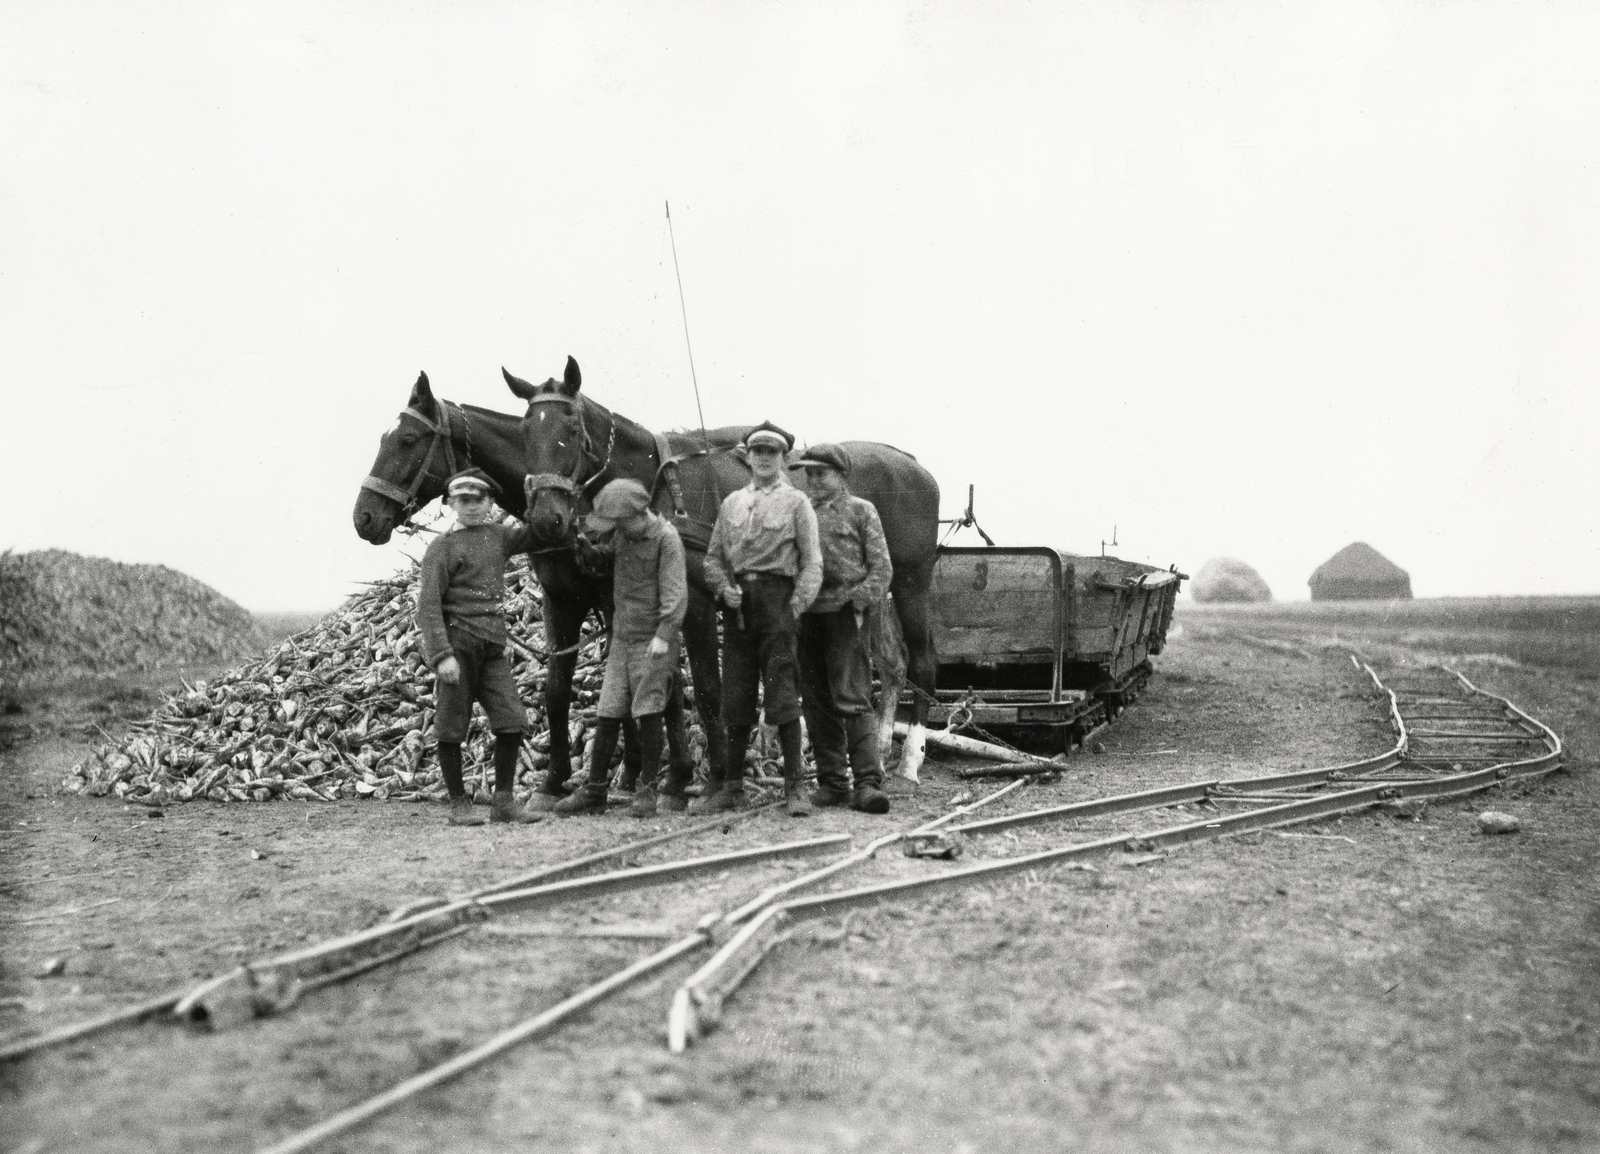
360, 403, 469, 514
520, 393, 618, 507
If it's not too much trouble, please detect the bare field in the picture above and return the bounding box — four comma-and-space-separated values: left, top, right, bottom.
2, 603, 1597, 1154
1180, 595, 1600, 678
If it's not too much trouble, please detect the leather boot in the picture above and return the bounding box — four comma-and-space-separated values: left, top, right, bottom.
809, 784, 851, 808
657, 760, 694, 812
447, 796, 486, 826
687, 782, 746, 814
553, 783, 608, 816
555, 718, 620, 816
846, 713, 889, 813
628, 715, 664, 818
525, 783, 565, 813
628, 785, 659, 818
491, 789, 546, 824
850, 784, 890, 814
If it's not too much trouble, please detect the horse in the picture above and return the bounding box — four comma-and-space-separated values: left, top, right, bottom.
350, 371, 712, 788
503, 356, 941, 785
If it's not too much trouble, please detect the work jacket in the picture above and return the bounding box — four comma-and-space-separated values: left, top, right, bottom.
705, 476, 823, 611
609, 513, 689, 645
416, 520, 533, 667
807, 491, 893, 615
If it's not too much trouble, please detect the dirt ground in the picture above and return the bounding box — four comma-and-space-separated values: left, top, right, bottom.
3, 601, 1597, 1154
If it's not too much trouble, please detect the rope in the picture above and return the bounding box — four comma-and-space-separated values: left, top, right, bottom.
665, 201, 711, 452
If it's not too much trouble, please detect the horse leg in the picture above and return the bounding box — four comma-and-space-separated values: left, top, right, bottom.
536, 596, 586, 800
867, 600, 908, 769
891, 578, 938, 785
679, 589, 727, 790
662, 670, 695, 784
619, 716, 641, 791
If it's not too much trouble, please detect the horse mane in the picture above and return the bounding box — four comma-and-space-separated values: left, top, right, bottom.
458, 401, 520, 423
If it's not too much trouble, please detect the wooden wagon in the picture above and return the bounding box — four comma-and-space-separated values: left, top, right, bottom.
904, 547, 1184, 755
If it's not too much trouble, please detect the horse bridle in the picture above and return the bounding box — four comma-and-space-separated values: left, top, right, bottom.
520, 392, 617, 515
360, 403, 468, 516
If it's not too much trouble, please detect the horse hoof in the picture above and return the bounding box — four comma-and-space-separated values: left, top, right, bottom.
897, 723, 927, 785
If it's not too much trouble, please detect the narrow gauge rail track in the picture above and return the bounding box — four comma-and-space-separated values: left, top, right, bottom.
5, 660, 1563, 1154
665, 660, 1562, 1048
0, 804, 796, 1060
258, 659, 1561, 1154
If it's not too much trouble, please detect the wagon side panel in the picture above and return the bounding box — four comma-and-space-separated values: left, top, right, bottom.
930, 552, 1058, 665
1060, 556, 1183, 693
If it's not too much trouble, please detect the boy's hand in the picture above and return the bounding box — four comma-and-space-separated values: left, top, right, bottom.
648, 637, 670, 658
722, 586, 743, 610
436, 656, 462, 685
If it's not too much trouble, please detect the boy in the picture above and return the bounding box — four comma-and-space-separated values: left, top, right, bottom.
554, 478, 688, 817
698, 421, 822, 816
416, 467, 541, 826
794, 444, 893, 814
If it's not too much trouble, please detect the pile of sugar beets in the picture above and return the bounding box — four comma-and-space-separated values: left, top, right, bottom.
63, 555, 723, 806
2, 548, 266, 686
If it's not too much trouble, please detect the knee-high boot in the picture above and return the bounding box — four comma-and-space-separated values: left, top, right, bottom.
553, 718, 618, 815
846, 713, 890, 814
688, 724, 750, 814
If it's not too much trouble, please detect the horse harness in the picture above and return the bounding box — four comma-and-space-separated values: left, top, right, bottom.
649, 433, 752, 554
360, 403, 471, 517
519, 392, 617, 518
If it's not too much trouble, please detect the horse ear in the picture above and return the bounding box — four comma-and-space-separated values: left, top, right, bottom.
503, 367, 538, 401
408, 371, 436, 414
562, 356, 582, 396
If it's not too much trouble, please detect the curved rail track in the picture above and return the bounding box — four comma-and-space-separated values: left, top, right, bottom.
2, 659, 1564, 1154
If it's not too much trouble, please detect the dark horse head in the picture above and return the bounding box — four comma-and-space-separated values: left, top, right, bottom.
503, 356, 614, 549
351, 371, 467, 545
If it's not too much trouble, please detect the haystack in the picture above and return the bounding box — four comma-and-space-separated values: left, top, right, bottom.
1308, 542, 1412, 601
1190, 557, 1271, 603
1, 549, 266, 687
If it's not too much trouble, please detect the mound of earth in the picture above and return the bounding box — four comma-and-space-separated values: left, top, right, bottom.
62, 552, 713, 806
1190, 557, 1272, 603
0, 549, 267, 688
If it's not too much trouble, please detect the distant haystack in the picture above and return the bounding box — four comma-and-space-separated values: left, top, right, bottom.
0, 549, 266, 686
1308, 542, 1412, 601
1191, 557, 1272, 603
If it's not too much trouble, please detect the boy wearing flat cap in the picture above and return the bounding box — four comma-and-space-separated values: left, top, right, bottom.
700, 421, 823, 816
554, 478, 688, 818
416, 467, 541, 826
796, 444, 893, 814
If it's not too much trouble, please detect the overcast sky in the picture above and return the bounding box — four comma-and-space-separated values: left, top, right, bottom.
3, 1, 1597, 610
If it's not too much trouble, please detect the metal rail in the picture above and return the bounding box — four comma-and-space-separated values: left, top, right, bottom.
0, 806, 795, 1059
251, 777, 1037, 1154
16, 657, 1565, 1154
254, 920, 721, 1154
663, 661, 1561, 1050
387, 802, 779, 920
170, 833, 850, 1026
